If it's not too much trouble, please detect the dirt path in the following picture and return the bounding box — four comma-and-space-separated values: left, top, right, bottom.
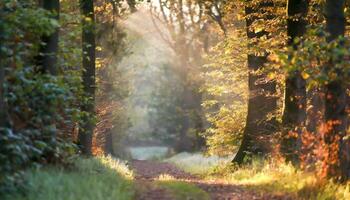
131, 160, 294, 200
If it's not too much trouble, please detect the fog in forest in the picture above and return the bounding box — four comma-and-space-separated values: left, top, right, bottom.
119, 5, 185, 156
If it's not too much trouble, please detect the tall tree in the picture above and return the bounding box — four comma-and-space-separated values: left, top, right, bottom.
281, 0, 309, 162
127, 0, 137, 13
233, 0, 277, 164
79, 0, 96, 155
0, 63, 5, 128
324, 0, 349, 180
38, 0, 60, 75
0, 7, 6, 128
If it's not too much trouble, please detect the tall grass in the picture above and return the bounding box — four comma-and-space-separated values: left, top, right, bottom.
6, 156, 135, 200
209, 159, 350, 200
166, 153, 350, 200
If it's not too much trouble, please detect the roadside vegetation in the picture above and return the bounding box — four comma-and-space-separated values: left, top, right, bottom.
5, 156, 135, 200
167, 153, 350, 200
1, 0, 350, 199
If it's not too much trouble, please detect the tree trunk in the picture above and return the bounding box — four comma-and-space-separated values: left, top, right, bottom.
38, 0, 59, 75
0, 6, 8, 128
281, 0, 308, 163
0, 17, 5, 128
0, 62, 5, 128
233, 1, 277, 164
79, 0, 96, 156
104, 131, 114, 156
324, 0, 349, 180
127, 0, 137, 13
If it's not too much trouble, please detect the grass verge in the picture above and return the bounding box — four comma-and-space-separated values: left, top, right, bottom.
6, 156, 135, 200
210, 159, 350, 200
166, 153, 350, 200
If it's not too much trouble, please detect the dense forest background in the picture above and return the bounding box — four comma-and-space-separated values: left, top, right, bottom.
0, 0, 349, 199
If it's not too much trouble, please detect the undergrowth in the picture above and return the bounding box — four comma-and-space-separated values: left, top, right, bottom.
5, 156, 135, 200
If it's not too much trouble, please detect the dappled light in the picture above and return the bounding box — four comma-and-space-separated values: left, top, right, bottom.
1, 0, 350, 200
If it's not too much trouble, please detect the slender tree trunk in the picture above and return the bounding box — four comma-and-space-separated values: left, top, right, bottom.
38, 0, 59, 75
126, 0, 137, 13
0, 12, 5, 128
79, 0, 96, 156
0, 64, 5, 128
0, 4, 9, 128
324, 0, 349, 180
281, 0, 308, 163
233, 1, 277, 164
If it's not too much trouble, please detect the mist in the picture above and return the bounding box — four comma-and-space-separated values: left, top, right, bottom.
117, 5, 181, 156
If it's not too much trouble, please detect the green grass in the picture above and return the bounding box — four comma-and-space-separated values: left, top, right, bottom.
155, 174, 210, 200
7, 156, 135, 200
158, 181, 210, 200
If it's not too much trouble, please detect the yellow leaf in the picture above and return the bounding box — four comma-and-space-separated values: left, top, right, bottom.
301, 71, 310, 80
268, 72, 276, 79
96, 46, 102, 51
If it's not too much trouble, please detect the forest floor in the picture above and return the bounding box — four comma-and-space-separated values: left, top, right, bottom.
131, 160, 293, 200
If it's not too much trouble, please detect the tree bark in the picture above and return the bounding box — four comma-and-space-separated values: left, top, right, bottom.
79, 0, 96, 156
38, 0, 59, 75
0, 63, 5, 128
104, 131, 114, 156
233, 1, 277, 164
0, 10, 6, 128
324, 0, 349, 180
281, 0, 308, 163
126, 0, 137, 13
0, 27, 7, 127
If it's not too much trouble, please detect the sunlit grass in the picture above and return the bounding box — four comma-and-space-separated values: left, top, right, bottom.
165, 152, 232, 175
166, 153, 350, 199
210, 159, 350, 200
7, 156, 135, 200
155, 174, 210, 200
157, 173, 176, 181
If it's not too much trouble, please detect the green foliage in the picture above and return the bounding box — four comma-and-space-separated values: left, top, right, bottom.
147, 64, 185, 145
201, 34, 248, 156
0, 0, 82, 194
279, 26, 350, 88
4, 156, 135, 200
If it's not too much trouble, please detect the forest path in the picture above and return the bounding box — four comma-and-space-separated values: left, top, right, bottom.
131, 160, 293, 200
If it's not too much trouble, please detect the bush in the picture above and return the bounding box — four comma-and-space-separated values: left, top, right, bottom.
0, 1, 81, 194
